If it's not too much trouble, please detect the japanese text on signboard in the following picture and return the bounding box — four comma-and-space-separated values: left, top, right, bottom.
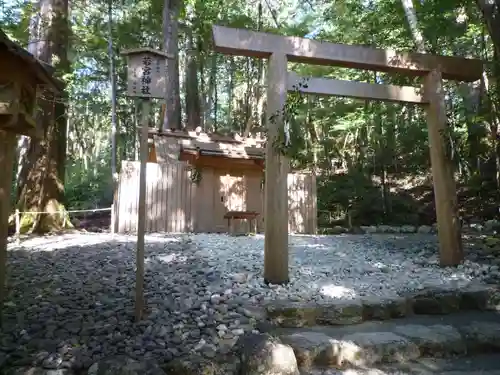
125, 50, 167, 98
141, 55, 152, 95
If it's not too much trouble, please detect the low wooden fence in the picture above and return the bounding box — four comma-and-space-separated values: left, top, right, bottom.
114, 161, 194, 233
287, 173, 317, 234
114, 161, 317, 234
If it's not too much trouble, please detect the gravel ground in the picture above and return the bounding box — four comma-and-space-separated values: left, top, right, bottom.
0, 232, 498, 372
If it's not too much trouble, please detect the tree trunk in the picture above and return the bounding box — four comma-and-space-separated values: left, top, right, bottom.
243, 62, 265, 137
476, 0, 500, 57
16, 136, 30, 193
458, 79, 483, 176
244, 57, 252, 133
204, 53, 217, 131
400, 0, 425, 52
184, 21, 201, 130
254, 1, 264, 134
16, 0, 71, 234
305, 96, 318, 170
385, 105, 396, 214
107, 0, 118, 183
213, 55, 219, 131
483, 51, 500, 188
199, 37, 205, 131
16, 0, 42, 195
226, 56, 235, 131
162, 0, 182, 131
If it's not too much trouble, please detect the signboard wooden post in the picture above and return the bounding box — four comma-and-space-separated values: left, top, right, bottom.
122, 48, 172, 321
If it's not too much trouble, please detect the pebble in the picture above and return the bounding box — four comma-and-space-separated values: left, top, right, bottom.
232, 328, 245, 336
1, 231, 498, 372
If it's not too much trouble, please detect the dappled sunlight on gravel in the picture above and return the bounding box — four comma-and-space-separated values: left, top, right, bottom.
189, 233, 479, 303
1, 232, 494, 372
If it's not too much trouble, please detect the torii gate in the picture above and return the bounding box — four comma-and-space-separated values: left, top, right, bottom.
212, 25, 483, 285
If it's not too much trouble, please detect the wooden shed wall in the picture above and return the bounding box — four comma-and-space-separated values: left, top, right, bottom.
115, 160, 195, 233
287, 173, 317, 234
114, 161, 317, 234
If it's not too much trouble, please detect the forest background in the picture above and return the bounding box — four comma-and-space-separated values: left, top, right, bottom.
1, 0, 499, 232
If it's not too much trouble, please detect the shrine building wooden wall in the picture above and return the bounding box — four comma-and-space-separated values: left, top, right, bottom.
113, 130, 317, 234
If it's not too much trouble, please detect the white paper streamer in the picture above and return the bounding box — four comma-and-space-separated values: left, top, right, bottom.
284, 121, 290, 146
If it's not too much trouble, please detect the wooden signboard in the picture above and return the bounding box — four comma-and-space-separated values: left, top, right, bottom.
122, 48, 172, 99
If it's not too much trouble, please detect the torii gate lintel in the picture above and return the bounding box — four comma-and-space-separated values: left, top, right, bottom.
212, 25, 482, 82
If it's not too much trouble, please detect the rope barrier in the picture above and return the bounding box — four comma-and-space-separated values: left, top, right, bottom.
16, 207, 112, 214
13, 205, 116, 244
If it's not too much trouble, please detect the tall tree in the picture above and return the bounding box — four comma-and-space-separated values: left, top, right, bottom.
162, 0, 182, 130
4, 0, 500, 228
400, 0, 425, 52
16, 0, 71, 233
184, 3, 201, 130
476, 0, 500, 57
108, 0, 118, 183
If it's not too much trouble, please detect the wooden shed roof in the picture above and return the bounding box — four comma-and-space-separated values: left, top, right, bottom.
149, 128, 266, 145
0, 29, 62, 91
179, 139, 265, 160
151, 128, 266, 161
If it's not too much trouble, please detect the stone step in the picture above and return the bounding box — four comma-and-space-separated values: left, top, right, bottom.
301, 353, 500, 374
266, 310, 500, 370
263, 283, 500, 328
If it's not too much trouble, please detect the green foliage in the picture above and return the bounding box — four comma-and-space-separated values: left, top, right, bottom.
318, 172, 420, 227
189, 166, 202, 184
2, 0, 499, 223
268, 78, 309, 159
64, 159, 114, 210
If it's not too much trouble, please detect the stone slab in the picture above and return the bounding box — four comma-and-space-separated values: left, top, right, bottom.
279, 331, 359, 369
410, 287, 461, 315
266, 285, 500, 328
281, 330, 421, 370
293, 353, 500, 374
362, 296, 412, 320
272, 311, 500, 370
316, 300, 363, 326
393, 324, 465, 356
460, 284, 500, 311
280, 332, 332, 369
373, 353, 500, 375
459, 321, 500, 352
236, 333, 300, 375
340, 331, 420, 366
266, 301, 318, 328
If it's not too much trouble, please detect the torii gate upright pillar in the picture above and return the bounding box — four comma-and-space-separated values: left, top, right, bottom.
424, 70, 463, 266
264, 53, 289, 284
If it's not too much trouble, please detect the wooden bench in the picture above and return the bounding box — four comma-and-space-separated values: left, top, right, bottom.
223, 211, 259, 235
